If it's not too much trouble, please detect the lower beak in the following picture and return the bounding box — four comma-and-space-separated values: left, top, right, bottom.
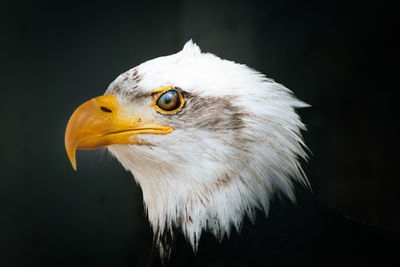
65, 95, 173, 170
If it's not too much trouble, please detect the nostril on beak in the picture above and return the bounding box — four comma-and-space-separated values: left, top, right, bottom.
100, 106, 112, 113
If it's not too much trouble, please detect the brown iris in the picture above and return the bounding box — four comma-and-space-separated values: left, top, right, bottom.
156, 90, 183, 112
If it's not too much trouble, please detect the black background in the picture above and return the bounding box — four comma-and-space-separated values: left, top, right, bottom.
1, 0, 398, 266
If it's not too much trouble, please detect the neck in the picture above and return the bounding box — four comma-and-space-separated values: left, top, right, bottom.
108, 141, 307, 258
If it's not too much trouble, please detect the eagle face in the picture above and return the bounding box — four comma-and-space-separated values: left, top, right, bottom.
65, 40, 309, 257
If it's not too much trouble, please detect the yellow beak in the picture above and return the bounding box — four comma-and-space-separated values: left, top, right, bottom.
65, 95, 173, 170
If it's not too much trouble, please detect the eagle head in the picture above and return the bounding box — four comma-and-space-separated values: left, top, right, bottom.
65, 40, 309, 257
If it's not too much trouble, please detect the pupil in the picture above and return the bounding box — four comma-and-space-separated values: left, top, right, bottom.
163, 94, 172, 104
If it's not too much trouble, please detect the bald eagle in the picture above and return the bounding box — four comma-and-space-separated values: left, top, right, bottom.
65, 41, 397, 266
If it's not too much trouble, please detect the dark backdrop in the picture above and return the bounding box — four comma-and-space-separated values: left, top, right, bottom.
1, 0, 398, 266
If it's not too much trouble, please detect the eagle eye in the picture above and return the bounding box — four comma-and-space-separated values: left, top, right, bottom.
155, 89, 183, 113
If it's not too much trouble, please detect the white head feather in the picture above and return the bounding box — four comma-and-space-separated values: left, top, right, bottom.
105, 40, 309, 256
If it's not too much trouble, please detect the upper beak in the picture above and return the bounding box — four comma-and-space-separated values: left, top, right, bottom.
65, 95, 173, 170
